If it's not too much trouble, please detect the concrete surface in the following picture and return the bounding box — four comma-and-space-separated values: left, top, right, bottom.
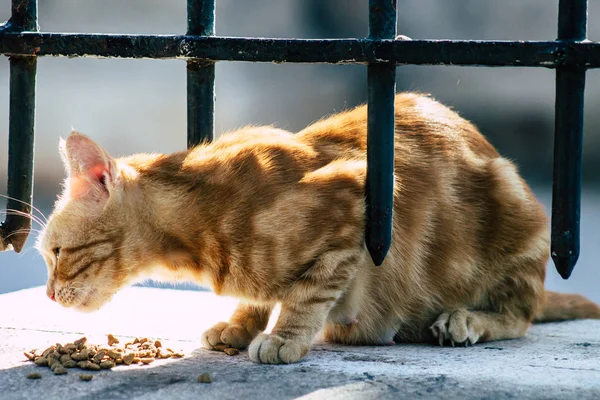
0, 287, 599, 400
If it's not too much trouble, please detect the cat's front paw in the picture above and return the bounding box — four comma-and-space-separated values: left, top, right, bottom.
248, 333, 310, 364
430, 310, 484, 347
201, 321, 253, 350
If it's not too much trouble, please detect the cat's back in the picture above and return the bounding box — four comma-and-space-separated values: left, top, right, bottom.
123, 127, 320, 189
394, 93, 499, 160
296, 92, 498, 165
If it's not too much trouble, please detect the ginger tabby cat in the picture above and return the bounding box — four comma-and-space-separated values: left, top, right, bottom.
38, 93, 600, 364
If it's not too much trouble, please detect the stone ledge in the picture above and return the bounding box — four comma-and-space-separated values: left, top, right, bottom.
0, 287, 599, 400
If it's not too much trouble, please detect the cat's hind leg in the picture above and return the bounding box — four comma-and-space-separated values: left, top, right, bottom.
202, 302, 273, 350
431, 240, 547, 347
430, 309, 530, 346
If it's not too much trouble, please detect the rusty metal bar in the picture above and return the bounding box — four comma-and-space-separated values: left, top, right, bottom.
551, 0, 588, 279
187, 0, 215, 147
1, 34, 600, 68
365, 0, 397, 266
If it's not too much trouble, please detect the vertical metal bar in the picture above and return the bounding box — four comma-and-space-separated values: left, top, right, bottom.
365, 0, 397, 266
551, 0, 588, 279
187, 0, 215, 147
0, 0, 38, 253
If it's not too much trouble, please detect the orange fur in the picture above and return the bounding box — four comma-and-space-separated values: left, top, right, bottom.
38, 93, 599, 364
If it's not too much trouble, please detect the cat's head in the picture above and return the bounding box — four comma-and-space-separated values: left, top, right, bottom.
37, 132, 136, 312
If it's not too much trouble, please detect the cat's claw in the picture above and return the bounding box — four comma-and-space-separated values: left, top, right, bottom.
430, 310, 482, 347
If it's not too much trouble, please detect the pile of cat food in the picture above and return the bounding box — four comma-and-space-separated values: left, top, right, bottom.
24, 334, 185, 377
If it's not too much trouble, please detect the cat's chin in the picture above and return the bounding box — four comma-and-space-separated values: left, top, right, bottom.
73, 301, 105, 313
71, 289, 114, 313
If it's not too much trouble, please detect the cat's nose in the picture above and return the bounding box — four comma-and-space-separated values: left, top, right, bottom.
47, 290, 56, 302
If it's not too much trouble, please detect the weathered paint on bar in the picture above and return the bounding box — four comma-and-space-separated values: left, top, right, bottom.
1, 34, 600, 68
7, 0, 37, 31
552, 0, 588, 278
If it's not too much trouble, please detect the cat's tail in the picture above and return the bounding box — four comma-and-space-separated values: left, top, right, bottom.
534, 290, 600, 323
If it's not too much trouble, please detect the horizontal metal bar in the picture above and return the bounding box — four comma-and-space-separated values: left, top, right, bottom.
1, 32, 600, 68
551, 0, 588, 279
366, 0, 396, 266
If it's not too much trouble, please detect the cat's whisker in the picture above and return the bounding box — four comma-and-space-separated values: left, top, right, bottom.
0, 193, 49, 224
10, 210, 47, 230
18, 246, 41, 257
1, 228, 44, 249
0, 209, 47, 230
2, 227, 43, 237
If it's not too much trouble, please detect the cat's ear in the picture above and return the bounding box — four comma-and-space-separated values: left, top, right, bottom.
60, 131, 117, 200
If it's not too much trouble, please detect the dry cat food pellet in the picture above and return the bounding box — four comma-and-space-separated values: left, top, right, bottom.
197, 373, 212, 383
92, 350, 106, 364
74, 337, 87, 350
23, 335, 185, 376
59, 354, 71, 365
52, 365, 68, 375
223, 347, 239, 356
26, 372, 41, 380
122, 353, 136, 365
107, 334, 120, 346
62, 360, 77, 368
34, 357, 48, 367
107, 349, 122, 359
100, 360, 115, 369
79, 374, 93, 381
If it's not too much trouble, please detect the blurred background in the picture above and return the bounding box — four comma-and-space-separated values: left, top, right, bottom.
0, 0, 598, 302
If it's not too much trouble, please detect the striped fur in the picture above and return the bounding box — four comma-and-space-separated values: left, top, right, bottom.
38, 93, 599, 364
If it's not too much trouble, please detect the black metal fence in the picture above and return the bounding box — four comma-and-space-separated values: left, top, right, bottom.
0, 0, 595, 279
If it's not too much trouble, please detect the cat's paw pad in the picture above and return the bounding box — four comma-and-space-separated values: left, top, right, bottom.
248, 333, 310, 364
201, 321, 253, 350
430, 310, 483, 347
